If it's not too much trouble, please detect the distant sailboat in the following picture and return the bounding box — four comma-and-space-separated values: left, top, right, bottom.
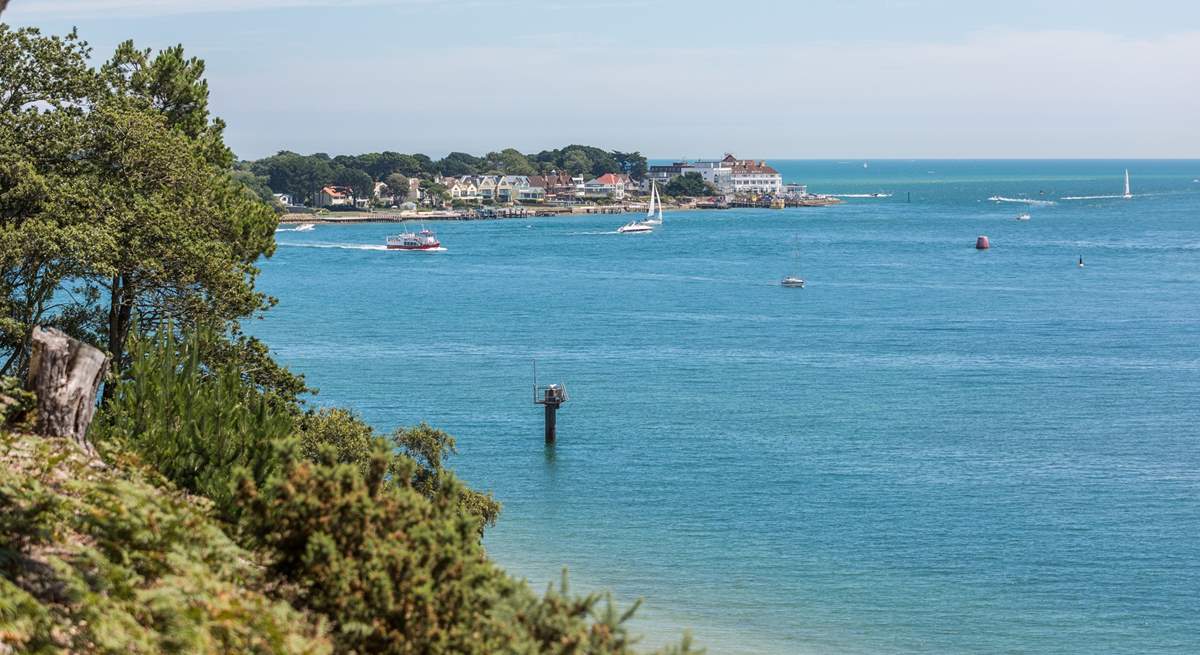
781, 240, 805, 288
1123, 169, 1132, 199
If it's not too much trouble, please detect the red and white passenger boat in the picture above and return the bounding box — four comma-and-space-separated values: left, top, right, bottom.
386, 226, 441, 250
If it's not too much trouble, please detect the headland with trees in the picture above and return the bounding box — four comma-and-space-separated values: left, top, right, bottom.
0, 23, 699, 654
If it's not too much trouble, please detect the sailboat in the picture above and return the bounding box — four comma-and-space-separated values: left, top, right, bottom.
618, 182, 660, 233
1123, 169, 1132, 199
781, 241, 805, 288
644, 181, 663, 226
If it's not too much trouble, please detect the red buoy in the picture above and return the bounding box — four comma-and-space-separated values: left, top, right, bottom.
975, 235, 990, 250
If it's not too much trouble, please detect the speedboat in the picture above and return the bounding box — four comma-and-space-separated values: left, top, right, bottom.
1016, 213, 1031, 221
295, 223, 316, 231
781, 276, 806, 288
386, 226, 441, 250
617, 220, 653, 234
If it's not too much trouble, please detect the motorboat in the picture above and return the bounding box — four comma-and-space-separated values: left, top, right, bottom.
617, 221, 653, 234
386, 225, 441, 250
1016, 212, 1031, 221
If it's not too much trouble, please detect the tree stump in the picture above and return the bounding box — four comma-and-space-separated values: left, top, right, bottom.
25, 327, 109, 456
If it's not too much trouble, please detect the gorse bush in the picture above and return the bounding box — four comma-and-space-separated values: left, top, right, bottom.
93, 328, 292, 519
0, 433, 329, 654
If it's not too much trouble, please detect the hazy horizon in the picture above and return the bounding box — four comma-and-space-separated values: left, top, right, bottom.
6, 0, 1199, 161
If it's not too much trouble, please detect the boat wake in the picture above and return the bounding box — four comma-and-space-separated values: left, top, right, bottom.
278, 242, 390, 251
276, 223, 316, 232
571, 230, 622, 235
1060, 194, 1127, 200
987, 196, 1057, 206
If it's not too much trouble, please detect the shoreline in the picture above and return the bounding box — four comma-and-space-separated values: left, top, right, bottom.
279, 198, 841, 224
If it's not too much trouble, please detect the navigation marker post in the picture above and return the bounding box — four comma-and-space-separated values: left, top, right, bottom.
533, 360, 568, 445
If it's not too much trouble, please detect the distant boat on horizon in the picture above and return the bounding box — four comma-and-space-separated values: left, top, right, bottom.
1123, 169, 1132, 199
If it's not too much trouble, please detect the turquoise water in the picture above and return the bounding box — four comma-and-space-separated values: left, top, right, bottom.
255, 161, 1200, 654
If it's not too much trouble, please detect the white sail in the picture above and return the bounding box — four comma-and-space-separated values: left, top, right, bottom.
643, 181, 662, 225
1123, 169, 1132, 199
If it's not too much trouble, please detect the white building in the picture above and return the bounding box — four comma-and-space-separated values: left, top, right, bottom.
580, 173, 627, 199
723, 154, 782, 194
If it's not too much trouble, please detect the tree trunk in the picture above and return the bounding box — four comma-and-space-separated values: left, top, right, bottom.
26, 326, 109, 456
102, 274, 131, 402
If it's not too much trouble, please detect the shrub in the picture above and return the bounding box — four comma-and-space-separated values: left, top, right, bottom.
0, 433, 330, 654
93, 329, 293, 519
237, 441, 696, 655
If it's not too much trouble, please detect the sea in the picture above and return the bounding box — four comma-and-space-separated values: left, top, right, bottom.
255, 160, 1200, 654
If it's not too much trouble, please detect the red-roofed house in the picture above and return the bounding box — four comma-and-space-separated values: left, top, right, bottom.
580, 173, 627, 199
316, 186, 353, 207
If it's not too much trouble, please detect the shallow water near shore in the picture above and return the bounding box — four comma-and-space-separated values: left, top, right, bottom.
253, 160, 1200, 654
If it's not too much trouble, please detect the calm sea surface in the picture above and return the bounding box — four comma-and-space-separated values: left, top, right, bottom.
254, 160, 1200, 654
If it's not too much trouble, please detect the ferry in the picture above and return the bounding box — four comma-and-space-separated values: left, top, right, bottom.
386, 226, 441, 250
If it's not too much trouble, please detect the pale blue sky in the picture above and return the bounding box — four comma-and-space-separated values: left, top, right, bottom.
6, 0, 1200, 159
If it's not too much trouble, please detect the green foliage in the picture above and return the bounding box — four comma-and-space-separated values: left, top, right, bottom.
238, 441, 693, 655
297, 410, 501, 530
0, 27, 287, 400
0, 25, 104, 375
0, 433, 330, 654
533, 145, 623, 177
383, 172, 410, 200
330, 165, 373, 202
664, 172, 711, 197
612, 151, 648, 180
393, 422, 500, 529
0, 376, 35, 430
484, 148, 538, 176
296, 407, 377, 469
234, 166, 279, 206
100, 40, 232, 167
93, 329, 293, 520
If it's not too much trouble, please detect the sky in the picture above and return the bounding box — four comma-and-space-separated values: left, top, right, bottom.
5, 0, 1200, 160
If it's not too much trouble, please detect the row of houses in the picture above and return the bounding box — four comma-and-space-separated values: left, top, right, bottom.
304, 154, 786, 208
436, 171, 641, 204
645, 154, 784, 195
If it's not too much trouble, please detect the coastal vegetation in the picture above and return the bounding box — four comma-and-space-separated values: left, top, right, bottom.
0, 24, 697, 654
663, 172, 713, 198
246, 145, 647, 207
